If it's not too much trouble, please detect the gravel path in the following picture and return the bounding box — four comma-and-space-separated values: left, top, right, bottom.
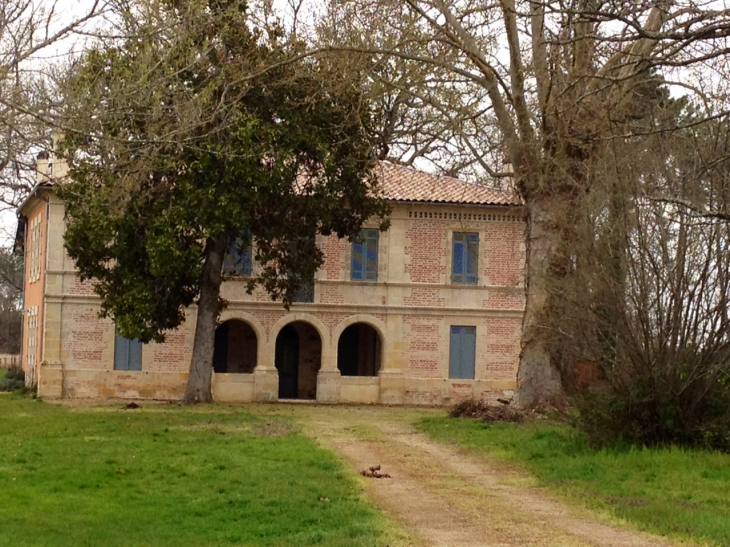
295, 405, 678, 547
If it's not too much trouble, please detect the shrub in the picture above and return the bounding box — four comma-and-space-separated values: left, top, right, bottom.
0, 366, 25, 392
573, 375, 730, 452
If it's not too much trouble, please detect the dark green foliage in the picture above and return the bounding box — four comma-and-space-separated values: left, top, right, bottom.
574, 379, 730, 453
0, 248, 22, 353
0, 365, 24, 391
59, 0, 388, 343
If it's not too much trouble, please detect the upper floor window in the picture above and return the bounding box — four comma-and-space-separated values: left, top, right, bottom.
28, 215, 42, 283
351, 229, 379, 282
452, 232, 479, 285
222, 232, 252, 277
114, 328, 143, 371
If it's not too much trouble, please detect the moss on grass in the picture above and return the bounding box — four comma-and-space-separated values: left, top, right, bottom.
0, 397, 396, 546
418, 415, 730, 546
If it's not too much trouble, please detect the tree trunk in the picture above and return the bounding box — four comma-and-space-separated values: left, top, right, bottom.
513, 195, 565, 407
181, 233, 227, 404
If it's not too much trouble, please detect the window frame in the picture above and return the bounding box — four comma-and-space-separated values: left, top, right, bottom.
449, 325, 476, 380
114, 328, 143, 371
222, 232, 253, 278
351, 229, 379, 282
451, 231, 479, 285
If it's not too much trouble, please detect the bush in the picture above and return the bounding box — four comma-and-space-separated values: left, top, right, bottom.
573, 375, 730, 452
0, 366, 25, 392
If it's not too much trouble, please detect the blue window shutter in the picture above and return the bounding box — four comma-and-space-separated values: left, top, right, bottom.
466, 233, 479, 284
449, 326, 476, 379
452, 233, 465, 283
114, 331, 129, 371
351, 240, 363, 280
114, 327, 143, 371
128, 339, 143, 371
364, 229, 378, 281
461, 326, 476, 379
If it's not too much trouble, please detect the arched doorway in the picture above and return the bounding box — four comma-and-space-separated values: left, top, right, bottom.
275, 321, 321, 399
337, 323, 381, 376
213, 320, 257, 373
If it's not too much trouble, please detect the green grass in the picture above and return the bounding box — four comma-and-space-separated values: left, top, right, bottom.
0, 369, 6, 380
0, 396, 395, 547
418, 416, 730, 546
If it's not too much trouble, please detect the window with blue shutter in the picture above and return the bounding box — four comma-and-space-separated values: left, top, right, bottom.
114, 328, 143, 371
351, 229, 379, 281
222, 232, 252, 277
452, 232, 479, 284
449, 326, 476, 379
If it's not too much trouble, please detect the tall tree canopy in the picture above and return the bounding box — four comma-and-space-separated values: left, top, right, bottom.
58, 0, 388, 403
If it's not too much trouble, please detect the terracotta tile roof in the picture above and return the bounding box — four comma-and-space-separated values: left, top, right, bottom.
375, 161, 521, 206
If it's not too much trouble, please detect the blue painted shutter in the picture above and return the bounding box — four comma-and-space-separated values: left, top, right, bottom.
128, 339, 143, 371
364, 230, 378, 281
466, 233, 479, 284
449, 326, 476, 379
114, 328, 143, 371
452, 233, 465, 283
351, 240, 363, 280
114, 331, 129, 371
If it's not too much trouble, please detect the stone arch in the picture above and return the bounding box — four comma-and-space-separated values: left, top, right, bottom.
213, 318, 258, 374
274, 320, 322, 400
334, 316, 385, 377
332, 314, 387, 346
218, 310, 266, 344
269, 313, 330, 345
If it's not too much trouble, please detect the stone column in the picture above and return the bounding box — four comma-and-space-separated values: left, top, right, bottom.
253, 336, 278, 402
316, 341, 341, 404
378, 314, 405, 404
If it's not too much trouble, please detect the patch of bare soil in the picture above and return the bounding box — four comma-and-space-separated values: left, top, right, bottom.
296, 405, 679, 547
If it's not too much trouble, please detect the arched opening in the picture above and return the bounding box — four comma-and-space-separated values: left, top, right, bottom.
213, 320, 257, 374
337, 323, 381, 376
275, 321, 321, 399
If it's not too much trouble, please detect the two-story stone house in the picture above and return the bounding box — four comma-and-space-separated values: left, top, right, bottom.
18, 158, 525, 405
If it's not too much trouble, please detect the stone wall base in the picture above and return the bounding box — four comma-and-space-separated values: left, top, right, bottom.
36, 365, 516, 405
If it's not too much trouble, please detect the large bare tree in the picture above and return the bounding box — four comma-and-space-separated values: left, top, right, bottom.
319, 0, 730, 405
0, 0, 104, 225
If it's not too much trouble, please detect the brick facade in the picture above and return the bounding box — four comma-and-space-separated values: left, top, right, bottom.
20, 164, 526, 405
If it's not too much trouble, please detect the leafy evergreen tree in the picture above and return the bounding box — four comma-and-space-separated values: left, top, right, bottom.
59, 0, 388, 402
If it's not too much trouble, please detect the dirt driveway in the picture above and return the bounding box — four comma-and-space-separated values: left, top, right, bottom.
282, 405, 678, 547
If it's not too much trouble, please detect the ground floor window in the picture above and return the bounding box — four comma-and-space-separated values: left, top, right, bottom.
114, 328, 142, 371
449, 326, 476, 379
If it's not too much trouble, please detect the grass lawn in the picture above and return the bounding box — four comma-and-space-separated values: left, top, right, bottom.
0, 369, 6, 380
418, 416, 730, 546
0, 396, 398, 547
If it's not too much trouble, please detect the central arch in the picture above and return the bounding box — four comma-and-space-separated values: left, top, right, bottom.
275, 321, 321, 399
